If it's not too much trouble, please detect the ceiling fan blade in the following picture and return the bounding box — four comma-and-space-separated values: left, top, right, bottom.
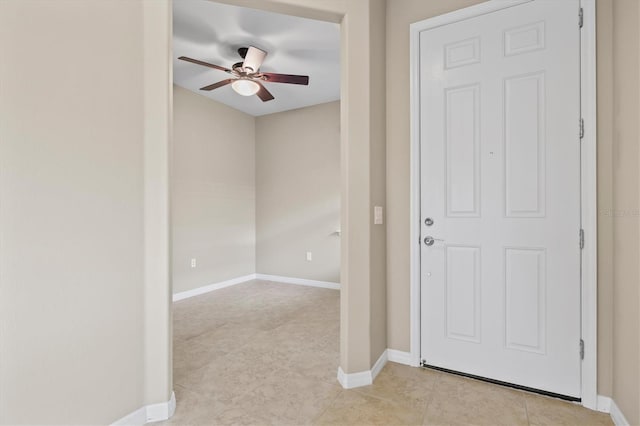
242, 46, 267, 72
255, 82, 275, 102
178, 56, 232, 73
261, 72, 309, 85
200, 79, 235, 91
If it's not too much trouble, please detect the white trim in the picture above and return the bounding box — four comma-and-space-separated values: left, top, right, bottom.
386, 349, 414, 366
255, 274, 340, 290
337, 367, 371, 389
610, 399, 631, 426
409, 0, 598, 409
336, 350, 387, 389
173, 273, 340, 302
408, 0, 423, 369
370, 349, 388, 380
146, 391, 176, 423
596, 395, 612, 413
111, 391, 176, 426
172, 274, 256, 301
411, 0, 532, 32
579, 0, 598, 410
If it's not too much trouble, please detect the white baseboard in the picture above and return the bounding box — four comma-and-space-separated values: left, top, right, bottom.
582, 395, 629, 426
386, 349, 414, 366
173, 273, 339, 302
146, 391, 176, 423
371, 349, 388, 380
112, 391, 176, 425
610, 399, 630, 426
336, 350, 387, 389
596, 395, 611, 413
337, 366, 372, 389
255, 274, 340, 290
173, 274, 256, 301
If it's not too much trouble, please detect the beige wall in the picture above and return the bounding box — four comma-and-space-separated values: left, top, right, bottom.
596, 0, 614, 401
369, 0, 388, 368
609, 0, 640, 423
172, 86, 255, 294
256, 102, 340, 283
174, 93, 341, 289
0, 1, 147, 423
338, 0, 388, 373
143, 0, 173, 408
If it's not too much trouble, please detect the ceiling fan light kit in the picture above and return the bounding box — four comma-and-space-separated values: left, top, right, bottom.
178, 46, 309, 102
232, 79, 260, 96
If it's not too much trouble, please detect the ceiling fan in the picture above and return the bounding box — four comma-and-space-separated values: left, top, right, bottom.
178, 46, 309, 102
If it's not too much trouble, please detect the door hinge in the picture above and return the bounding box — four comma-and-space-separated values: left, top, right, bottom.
580, 339, 585, 360
579, 7, 584, 28
579, 229, 585, 249
579, 118, 585, 139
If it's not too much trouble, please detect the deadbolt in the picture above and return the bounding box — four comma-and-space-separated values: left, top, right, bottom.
424, 217, 434, 226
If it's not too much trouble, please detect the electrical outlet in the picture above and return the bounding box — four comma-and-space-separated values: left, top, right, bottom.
190, 258, 197, 268
306, 251, 312, 261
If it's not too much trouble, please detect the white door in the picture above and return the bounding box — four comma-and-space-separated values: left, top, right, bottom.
419, 0, 581, 397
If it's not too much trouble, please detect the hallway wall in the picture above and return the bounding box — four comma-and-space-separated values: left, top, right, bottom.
0, 1, 147, 423
172, 86, 256, 294
172, 92, 341, 293
608, 0, 640, 422
256, 101, 341, 283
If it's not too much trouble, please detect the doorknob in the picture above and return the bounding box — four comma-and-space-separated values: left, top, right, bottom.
424, 236, 444, 246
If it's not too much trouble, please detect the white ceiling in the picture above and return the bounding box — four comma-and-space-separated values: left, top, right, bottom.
173, 0, 340, 117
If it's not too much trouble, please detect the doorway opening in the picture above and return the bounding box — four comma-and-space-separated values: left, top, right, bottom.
169, 0, 343, 420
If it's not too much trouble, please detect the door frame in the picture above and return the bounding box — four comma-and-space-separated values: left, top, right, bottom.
408, 0, 597, 409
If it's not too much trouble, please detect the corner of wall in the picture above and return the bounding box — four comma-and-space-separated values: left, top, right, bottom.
143, 0, 173, 409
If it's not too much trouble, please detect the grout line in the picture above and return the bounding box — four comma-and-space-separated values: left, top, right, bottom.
348, 365, 439, 420
421, 367, 447, 420
524, 394, 531, 425
310, 387, 344, 424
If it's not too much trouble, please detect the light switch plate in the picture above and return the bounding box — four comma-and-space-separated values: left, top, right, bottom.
374, 206, 383, 225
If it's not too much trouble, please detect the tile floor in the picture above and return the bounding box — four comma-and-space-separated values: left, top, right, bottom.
162, 280, 612, 426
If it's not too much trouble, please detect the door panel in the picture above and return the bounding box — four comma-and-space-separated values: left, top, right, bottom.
445, 245, 481, 343
504, 247, 546, 354
419, 0, 581, 397
445, 84, 480, 217
504, 72, 546, 217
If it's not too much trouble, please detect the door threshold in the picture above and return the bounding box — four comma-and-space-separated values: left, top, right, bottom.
421, 364, 581, 403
